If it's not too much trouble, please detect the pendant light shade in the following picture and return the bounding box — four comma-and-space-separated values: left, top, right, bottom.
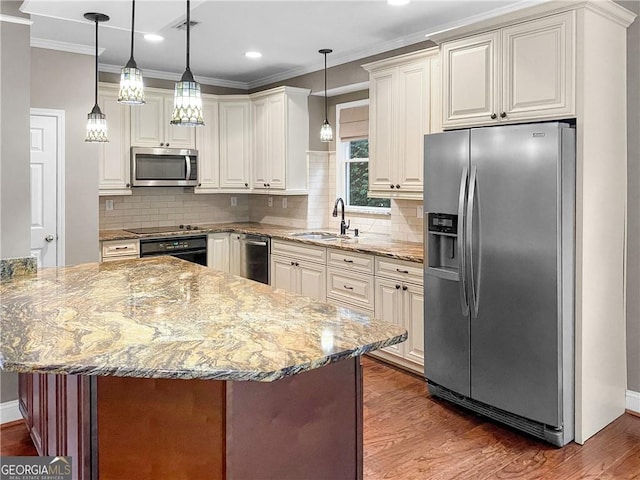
118, 1, 145, 104
319, 48, 333, 143
84, 12, 109, 143
171, 0, 204, 127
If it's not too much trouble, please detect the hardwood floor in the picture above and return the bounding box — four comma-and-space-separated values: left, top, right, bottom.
2, 358, 639, 479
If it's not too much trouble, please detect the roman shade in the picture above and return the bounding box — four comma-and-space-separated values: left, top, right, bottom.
339, 106, 368, 141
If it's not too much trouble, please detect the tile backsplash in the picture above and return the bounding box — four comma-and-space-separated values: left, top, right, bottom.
99, 152, 423, 244
99, 188, 249, 230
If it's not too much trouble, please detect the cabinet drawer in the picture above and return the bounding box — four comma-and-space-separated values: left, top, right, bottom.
272, 240, 326, 264
101, 239, 140, 258
327, 249, 374, 274
326, 268, 374, 310
375, 256, 423, 284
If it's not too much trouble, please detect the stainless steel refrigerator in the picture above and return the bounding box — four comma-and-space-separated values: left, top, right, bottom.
423, 122, 575, 446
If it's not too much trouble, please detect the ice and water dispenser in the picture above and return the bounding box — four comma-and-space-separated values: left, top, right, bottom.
427, 213, 459, 275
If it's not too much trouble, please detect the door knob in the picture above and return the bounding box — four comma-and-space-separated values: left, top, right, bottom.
45, 234, 54, 242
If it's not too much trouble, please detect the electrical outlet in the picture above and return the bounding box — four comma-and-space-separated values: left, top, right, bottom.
268, 196, 273, 207
230, 196, 237, 207
417, 205, 423, 218
105, 200, 114, 211
282, 197, 287, 209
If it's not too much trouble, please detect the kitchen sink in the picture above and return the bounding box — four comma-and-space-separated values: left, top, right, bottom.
291, 231, 341, 241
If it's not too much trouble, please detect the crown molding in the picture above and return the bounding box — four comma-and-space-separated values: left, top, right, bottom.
31, 38, 105, 56
0, 14, 33, 25
98, 63, 249, 90
311, 82, 370, 98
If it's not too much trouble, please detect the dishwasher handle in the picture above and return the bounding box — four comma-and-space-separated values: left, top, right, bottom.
242, 240, 268, 247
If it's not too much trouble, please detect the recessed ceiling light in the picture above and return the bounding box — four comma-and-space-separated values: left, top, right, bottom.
144, 33, 164, 43
387, 0, 410, 5
245, 51, 262, 59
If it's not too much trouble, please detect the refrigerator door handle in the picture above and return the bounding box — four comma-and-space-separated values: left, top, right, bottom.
457, 167, 469, 317
466, 165, 479, 318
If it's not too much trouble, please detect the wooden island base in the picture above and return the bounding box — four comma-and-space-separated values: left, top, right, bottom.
19, 358, 363, 480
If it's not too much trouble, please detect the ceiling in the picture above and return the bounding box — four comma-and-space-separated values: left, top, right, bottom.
21, 0, 541, 90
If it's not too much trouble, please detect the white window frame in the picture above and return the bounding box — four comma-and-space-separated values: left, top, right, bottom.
335, 99, 390, 215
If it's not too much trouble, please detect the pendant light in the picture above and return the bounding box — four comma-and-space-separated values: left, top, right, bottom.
84, 12, 110, 143
118, 0, 145, 104
171, 0, 204, 127
319, 48, 333, 143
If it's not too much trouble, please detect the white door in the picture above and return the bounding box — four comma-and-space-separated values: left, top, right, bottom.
30, 114, 59, 268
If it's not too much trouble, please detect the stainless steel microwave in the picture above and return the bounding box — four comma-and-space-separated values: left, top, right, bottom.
131, 147, 198, 187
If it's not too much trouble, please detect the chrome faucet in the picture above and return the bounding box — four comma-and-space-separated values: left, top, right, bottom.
332, 197, 350, 235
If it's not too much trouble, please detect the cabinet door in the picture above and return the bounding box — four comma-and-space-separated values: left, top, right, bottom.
403, 283, 424, 367
266, 94, 286, 189
207, 233, 229, 272
164, 95, 196, 148
374, 278, 402, 357
196, 99, 220, 191
229, 234, 241, 276
442, 31, 500, 128
271, 255, 296, 293
98, 86, 131, 195
397, 59, 429, 192
369, 67, 396, 193
220, 101, 251, 189
18, 373, 32, 427
251, 97, 269, 189
501, 11, 575, 122
30, 373, 45, 454
131, 92, 164, 146
298, 261, 326, 302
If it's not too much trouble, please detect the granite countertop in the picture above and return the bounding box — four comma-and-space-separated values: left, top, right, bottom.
0, 257, 407, 382
100, 222, 424, 263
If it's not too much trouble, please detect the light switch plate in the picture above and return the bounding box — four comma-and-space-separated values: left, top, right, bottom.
106, 200, 114, 211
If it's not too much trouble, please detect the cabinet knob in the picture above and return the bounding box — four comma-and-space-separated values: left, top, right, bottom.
166, 143, 170, 146
267, 183, 270, 187
490, 113, 497, 120
197, 183, 201, 187
160, 142, 165, 146
126, 183, 131, 188
264, 183, 267, 187
390, 184, 395, 189
500, 112, 507, 118
245, 183, 249, 187
295, 262, 299, 267
395, 184, 400, 189
402, 285, 408, 291
395, 284, 401, 289
291, 261, 295, 266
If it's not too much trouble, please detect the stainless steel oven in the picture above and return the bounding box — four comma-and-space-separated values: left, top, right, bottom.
139, 236, 207, 266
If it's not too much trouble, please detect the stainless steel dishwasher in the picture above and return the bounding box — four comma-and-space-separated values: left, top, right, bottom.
237, 234, 269, 284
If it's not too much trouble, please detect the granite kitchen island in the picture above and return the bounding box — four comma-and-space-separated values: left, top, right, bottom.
0, 257, 406, 480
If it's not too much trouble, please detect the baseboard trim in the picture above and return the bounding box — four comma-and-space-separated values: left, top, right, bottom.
0, 400, 21, 424
626, 390, 640, 415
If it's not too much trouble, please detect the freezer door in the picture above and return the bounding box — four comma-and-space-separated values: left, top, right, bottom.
469, 123, 564, 427
424, 130, 471, 395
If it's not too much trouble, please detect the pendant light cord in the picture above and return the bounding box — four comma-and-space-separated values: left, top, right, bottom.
186, 0, 190, 71
129, 0, 135, 60
324, 52, 328, 121
94, 17, 99, 106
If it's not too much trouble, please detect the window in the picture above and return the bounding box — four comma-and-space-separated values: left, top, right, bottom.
337, 100, 390, 212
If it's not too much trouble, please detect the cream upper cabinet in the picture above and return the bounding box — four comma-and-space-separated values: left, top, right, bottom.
250, 87, 310, 193
219, 98, 251, 190
442, 11, 575, 129
363, 48, 440, 200
131, 88, 196, 148
97, 84, 131, 196
195, 96, 220, 192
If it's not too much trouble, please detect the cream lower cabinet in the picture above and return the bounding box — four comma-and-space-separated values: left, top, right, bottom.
372, 257, 424, 374
100, 239, 140, 262
442, 11, 575, 128
270, 240, 326, 301
229, 233, 241, 276
207, 233, 229, 272
326, 249, 375, 313
363, 48, 441, 200
98, 84, 131, 196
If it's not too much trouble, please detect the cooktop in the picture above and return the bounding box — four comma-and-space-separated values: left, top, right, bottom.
124, 225, 203, 235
